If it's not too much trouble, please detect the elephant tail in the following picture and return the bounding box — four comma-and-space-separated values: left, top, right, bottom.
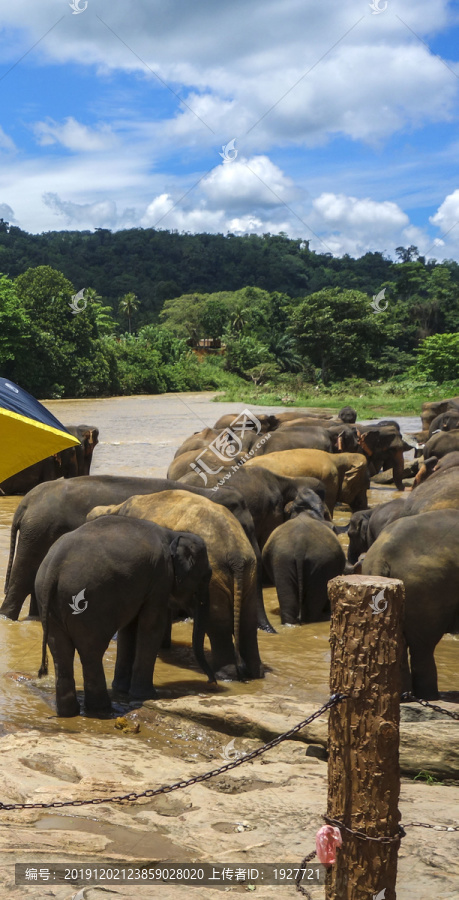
233, 565, 248, 681
4, 502, 24, 593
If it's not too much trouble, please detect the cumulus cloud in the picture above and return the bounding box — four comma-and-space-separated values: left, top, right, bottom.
430, 190, 459, 243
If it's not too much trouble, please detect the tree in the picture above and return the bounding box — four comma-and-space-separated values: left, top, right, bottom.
119, 292, 140, 333
269, 333, 302, 372
289, 288, 390, 382
414, 333, 459, 383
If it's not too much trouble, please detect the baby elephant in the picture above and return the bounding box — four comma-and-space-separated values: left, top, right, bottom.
262, 510, 345, 624
36, 516, 214, 717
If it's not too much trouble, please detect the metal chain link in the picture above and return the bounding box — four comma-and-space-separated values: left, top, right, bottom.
323, 815, 404, 844
403, 822, 459, 833
401, 693, 459, 720
295, 850, 316, 898
0, 693, 347, 812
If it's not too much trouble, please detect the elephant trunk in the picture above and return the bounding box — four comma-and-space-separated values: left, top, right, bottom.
192, 582, 216, 683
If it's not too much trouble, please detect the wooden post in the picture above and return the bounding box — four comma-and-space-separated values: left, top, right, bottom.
325, 574, 405, 900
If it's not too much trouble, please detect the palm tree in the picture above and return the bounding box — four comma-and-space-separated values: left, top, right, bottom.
119, 292, 140, 334
231, 302, 249, 334
269, 333, 303, 372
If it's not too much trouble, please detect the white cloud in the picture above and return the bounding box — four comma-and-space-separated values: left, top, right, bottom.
0, 127, 16, 152
201, 156, 296, 211
0, 203, 16, 224
43, 193, 137, 229
430, 190, 459, 241
33, 118, 116, 152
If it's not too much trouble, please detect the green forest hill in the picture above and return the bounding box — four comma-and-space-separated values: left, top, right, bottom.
1, 219, 459, 415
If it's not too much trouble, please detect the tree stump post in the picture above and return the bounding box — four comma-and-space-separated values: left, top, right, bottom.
325, 574, 405, 900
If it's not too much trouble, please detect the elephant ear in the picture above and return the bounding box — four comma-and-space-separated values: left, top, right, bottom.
170, 535, 195, 585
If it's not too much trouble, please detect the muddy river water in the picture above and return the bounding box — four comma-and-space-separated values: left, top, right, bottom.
0, 393, 457, 747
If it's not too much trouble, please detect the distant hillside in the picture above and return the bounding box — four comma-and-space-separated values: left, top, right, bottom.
0, 220, 395, 324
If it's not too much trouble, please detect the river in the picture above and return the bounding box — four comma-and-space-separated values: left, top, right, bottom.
0, 394, 456, 746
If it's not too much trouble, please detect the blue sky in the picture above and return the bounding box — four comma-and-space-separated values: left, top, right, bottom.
0, 0, 458, 259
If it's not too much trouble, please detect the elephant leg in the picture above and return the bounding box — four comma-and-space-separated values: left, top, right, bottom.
255, 552, 276, 633
79, 648, 112, 716
47, 621, 80, 717
392, 448, 405, 491
27, 590, 40, 619
207, 584, 239, 679
161, 609, 172, 649
0, 546, 40, 620
129, 601, 168, 701
409, 642, 439, 701
113, 620, 137, 694
239, 582, 263, 679
274, 563, 300, 625
301, 571, 329, 623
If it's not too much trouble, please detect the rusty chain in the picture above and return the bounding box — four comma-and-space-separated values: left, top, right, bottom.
295, 692, 459, 890
0, 693, 346, 811
401, 693, 459, 720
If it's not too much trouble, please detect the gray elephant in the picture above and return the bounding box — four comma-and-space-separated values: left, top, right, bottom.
262, 492, 345, 624
66, 424, 99, 475
0, 475, 263, 625
361, 509, 459, 698
88, 490, 262, 681
36, 516, 214, 717
423, 429, 459, 462
346, 498, 407, 563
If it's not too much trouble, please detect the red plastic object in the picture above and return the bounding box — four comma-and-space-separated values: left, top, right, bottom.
315, 824, 343, 864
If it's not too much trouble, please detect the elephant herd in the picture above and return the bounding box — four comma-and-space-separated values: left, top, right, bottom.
0, 402, 457, 716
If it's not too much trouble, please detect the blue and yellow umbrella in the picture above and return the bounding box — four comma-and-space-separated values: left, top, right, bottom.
0, 377, 79, 482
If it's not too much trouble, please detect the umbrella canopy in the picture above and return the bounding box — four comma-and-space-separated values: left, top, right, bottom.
0, 377, 79, 482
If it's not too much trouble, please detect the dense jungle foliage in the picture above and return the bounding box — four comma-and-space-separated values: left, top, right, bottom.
0, 218, 458, 404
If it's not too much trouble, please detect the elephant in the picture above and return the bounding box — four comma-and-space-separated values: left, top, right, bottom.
66, 424, 99, 475
0, 423, 98, 495
361, 509, 459, 699
346, 498, 407, 564
213, 412, 274, 433
271, 411, 336, 426
167, 444, 259, 482
88, 491, 263, 681
400, 464, 459, 518
338, 406, 357, 423
243, 450, 369, 515
0, 456, 65, 496
171, 429, 259, 469
266, 423, 359, 454
179, 464, 329, 547
36, 516, 214, 717
423, 429, 459, 462
356, 421, 406, 491
421, 398, 459, 432
0, 475, 263, 624
428, 410, 459, 437
413, 452, 459, 487
262, 501, 345, 624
